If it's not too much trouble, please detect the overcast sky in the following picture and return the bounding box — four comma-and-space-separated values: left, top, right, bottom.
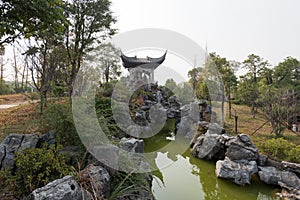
3, 0, 300, 82
111, 0, 300, 67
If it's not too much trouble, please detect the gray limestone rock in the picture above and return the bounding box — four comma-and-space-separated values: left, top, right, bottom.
120, 137, 144, 153
206, 123, 225, 135
28, 176, 83, 200
258, 166, 300, 190
225, 134, 259, 161
80, 165, 110, 199
19, 134, 39, 150
191, 133, 225, 160
0, 134, 40, 170
37, 130, 56, 147
0, 132, 58, 171
176, 116, 198, 139
216, 157, 258, 186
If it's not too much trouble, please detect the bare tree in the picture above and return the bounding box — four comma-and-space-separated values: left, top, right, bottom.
26, 39, 60, 113
0, 46, 4, 93
13, 46, 20, 91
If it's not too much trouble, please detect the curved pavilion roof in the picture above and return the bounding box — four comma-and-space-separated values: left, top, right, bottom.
121, 51, 167, 69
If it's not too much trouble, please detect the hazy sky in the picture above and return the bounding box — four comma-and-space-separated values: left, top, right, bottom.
111, 0, 300, 67
3, 0, 300, 81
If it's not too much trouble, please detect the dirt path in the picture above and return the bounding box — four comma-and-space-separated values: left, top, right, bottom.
0, 101, 38, 111
0, 94, 37, 111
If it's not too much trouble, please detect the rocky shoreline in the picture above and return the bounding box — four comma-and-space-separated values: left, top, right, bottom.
189, 123, 300, 200
0, 133, 153, 200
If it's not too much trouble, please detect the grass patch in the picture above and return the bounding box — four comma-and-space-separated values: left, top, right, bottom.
0, 102, 41, 142
0, 94, 30, 105
224, 103, 300, 162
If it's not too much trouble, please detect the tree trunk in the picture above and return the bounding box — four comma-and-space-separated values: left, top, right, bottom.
0, 57, 3, 94
251, 103, 256, 118
21, 64, 26, 91
221, 92, 225, 127
13, 46, 19, 91
105, 63, 109, 83
228, 100, 232, 119
40, 92, 44, 114
234, 115, 238, 134
228, 86, 232, 119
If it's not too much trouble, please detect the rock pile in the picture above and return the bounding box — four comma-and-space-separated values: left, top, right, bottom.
190, 125, 300, 199
0, 132, 154, 200
0, 131, 55, 171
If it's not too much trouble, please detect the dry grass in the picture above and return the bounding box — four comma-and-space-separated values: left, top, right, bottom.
0, 101, 42, 142
224, 103, 300, 145
0, 94, 30, 105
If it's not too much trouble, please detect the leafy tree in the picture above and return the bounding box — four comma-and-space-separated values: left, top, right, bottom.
187, 67, 210, 101
223, 69, 237, 118
188, 67, 202, 97
259, 67, 273, 85
255, 57, 300, 136
0, 0, 66, 45
64, 0, 117, 96
204, 53, 236, 126
242, 54, 269, 118
86, 43, 121, 84
165, 78, 177, 92
273, 56, 300, 89
176, 82, 193, 104
237, 73, 255, 105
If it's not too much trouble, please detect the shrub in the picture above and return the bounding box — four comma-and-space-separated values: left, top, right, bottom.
3, 145, 73, 197
42, 102, 81, 147
109, 171, 152, 200
257, 138, 300, 163
95, 97, 123, 137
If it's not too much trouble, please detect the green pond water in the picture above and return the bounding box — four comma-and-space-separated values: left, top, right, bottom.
144, 133, 280, 200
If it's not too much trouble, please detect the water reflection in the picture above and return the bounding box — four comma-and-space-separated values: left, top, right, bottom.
152, 153, 205, 200
149, 146, 279, 200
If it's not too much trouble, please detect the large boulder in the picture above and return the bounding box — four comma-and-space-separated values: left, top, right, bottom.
0, 134, 39, 170
37, 130, 56, 147
0, 134, 22, 170
176, 116, 197, 139
191, 133, 227, 160
120, 137, 144, 153
206, 123, 225, 135
80, 165, 110, 199
28, 176, 85, 200
0, 132, 57, 171
216, 157, 258, 186
258, 166, 300, 190
225, 134, 259, 161
260, 157, 300, 178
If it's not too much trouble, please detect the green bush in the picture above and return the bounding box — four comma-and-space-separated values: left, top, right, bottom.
41, 102, 86, 162
257, 138, 300, 163
287, 145, 300, 163
95, 97, 123, 137
52, 85, 67, 97
2, 145, 73, 197
42, 102, 81, 147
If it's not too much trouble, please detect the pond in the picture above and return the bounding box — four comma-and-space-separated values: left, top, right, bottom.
144, 133, 280, 200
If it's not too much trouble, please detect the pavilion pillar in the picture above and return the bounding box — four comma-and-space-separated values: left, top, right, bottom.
150, 68, 154, 83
